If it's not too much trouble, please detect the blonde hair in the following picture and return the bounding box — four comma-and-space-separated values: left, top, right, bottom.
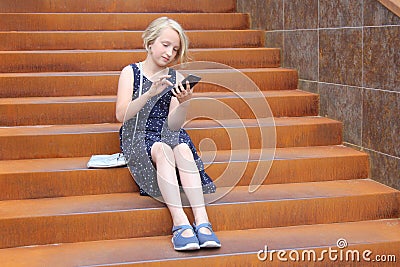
142, 17, 189, 63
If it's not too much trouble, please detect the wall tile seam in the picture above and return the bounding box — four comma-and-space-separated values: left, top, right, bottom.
265, 24, 400, 32
266, 29, 316, 33
282, 0, 286, 67
301, 80, 400, 94
317, 0, 320, 96
282, 0, 285, 31
362, 24, 400, 28
343, 142, 400, 161
299, 79, 318, 83
361, 0, 365, 149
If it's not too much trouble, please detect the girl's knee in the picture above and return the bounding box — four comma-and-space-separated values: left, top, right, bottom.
173, 143, 194, 161
151, 142, 174, 162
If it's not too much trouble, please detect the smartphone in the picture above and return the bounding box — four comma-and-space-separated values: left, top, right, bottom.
180, 74, 201, 89
171, 74, 201, 96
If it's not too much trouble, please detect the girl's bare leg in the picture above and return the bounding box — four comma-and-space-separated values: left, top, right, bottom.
173, 143, 211, 234
151, 142, 193, 237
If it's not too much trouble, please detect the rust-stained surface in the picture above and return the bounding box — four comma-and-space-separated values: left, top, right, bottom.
0, 179, 398, 249
0, 90, 318, 126
0, 13, 249, 31
0, 117, 342, 160
0, 48, 280, 73
0, 0, 237, 13
0, 145, 368, 201
0, 68, 298, 98
0, 30, 265, 51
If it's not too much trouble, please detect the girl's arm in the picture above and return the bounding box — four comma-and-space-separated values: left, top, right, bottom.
116, 65, 172, 122
168, 72, 192, 131
116, 66, 149, 122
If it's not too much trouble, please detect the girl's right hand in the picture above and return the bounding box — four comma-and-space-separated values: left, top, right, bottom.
146, 75, 172, 97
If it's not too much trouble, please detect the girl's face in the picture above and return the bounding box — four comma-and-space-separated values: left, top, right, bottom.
149, 27, 180, 67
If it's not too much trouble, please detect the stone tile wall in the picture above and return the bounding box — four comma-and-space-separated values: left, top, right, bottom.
237, 0, 399, 189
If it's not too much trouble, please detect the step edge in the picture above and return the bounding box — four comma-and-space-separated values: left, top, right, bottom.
1, 218, 399, 266
0, 117, 342, 136
0, 145, 368, 174
0, 47, 279, 54
0, 179, 397, 220
0, 68, 296, 77
0, 90, 317, 105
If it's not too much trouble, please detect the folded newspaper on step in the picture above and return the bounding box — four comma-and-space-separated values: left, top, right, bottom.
87, 153, 127, 168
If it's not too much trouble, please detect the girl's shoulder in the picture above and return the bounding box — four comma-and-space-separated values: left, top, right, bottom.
129, 63, 139, 72
121, 64, 136, 72
120, 63, 139, 77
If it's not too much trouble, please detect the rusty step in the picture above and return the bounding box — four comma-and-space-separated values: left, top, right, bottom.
0, 0, 236, 13
0, 30, 264, 51
0, 68, 298, 98
0, 179, 398, 248
0, 146, 369, 200
0, 218, 398, 266
0, 48, 280, 73
0, 13, 249, 31
0, 117, 342, 160
0, 90, 319, 126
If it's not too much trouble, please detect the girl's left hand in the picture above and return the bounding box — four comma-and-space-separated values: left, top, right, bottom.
173, 80, 192, 103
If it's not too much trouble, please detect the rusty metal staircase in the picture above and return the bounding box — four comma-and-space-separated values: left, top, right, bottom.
0, 0, 399, 266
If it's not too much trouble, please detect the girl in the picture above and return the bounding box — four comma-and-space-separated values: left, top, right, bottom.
116, 17, 221, 251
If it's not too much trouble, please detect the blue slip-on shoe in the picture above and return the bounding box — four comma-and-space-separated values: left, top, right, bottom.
194, 222, 221, 248
172, 225, 200, 251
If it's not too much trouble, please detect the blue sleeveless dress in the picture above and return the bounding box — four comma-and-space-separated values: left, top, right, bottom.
119, 63, 216, 197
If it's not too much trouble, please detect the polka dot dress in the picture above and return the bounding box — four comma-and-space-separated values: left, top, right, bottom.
120, 63, 216, 197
